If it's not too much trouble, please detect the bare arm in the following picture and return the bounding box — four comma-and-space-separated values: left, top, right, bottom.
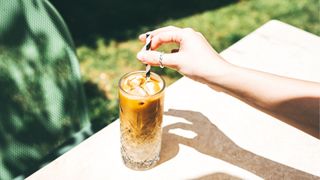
208, 64, 320, 137
137, 26, 320, 138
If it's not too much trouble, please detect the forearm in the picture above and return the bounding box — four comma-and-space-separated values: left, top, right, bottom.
206, 64, 320, 138
137, 26, 320, 137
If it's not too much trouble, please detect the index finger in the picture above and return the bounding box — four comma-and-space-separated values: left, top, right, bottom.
149, 30, 184, 49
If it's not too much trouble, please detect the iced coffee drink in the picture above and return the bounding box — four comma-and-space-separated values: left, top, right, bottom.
119, 71, 165, 170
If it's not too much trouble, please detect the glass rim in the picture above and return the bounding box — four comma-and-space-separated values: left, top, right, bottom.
118, 70, 166, 97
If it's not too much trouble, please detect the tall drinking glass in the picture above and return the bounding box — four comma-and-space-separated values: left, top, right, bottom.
119, 71, 165, 170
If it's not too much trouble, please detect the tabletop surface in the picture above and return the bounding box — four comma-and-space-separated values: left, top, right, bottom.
27, 20, 320, 180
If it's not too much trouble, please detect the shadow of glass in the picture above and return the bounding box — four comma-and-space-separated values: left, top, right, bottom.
159, 109, 318, 179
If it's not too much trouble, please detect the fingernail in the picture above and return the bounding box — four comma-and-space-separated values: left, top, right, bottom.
139, 32, 151, 38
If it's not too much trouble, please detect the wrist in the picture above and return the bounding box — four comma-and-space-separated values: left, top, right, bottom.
202, 57, 238, 88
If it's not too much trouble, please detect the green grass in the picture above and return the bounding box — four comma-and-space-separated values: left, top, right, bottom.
77, 0, 319, 128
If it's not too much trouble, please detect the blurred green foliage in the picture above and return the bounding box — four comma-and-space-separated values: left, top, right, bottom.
76, 0, 319, 129
0, 0, 90, 179
49, 0, 237, 44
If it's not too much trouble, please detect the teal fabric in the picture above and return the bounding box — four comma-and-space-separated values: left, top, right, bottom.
0, 0, 90, 179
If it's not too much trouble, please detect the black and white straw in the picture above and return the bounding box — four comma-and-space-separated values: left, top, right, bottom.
145, 33, 151, 80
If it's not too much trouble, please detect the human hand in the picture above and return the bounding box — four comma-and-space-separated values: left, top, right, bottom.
137, 26, 232, 83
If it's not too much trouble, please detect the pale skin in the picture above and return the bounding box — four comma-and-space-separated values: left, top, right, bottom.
136, 26, 320, 138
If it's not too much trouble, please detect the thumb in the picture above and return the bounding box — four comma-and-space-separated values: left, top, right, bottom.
136, 50, 178, 68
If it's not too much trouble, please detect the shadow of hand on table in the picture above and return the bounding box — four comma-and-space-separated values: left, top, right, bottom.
159, 109, 317, 179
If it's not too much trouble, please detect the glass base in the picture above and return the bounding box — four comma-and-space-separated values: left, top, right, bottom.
121, 147, 160, 170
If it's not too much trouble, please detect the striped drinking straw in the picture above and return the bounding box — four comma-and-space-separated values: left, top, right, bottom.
145, 33, 151, 80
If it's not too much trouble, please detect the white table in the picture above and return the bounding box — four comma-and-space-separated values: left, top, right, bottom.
27, 20, 320, 180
